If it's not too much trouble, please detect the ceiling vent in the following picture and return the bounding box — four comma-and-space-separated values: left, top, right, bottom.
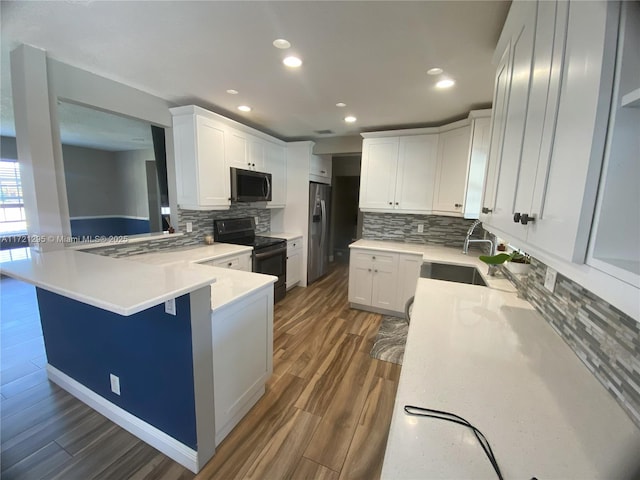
314, 129, 334, 135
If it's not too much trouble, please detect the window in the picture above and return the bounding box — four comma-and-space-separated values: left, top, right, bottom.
0, 160, 26, 235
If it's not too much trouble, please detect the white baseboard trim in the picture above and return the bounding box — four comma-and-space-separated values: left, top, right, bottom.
46, 365, 201, 473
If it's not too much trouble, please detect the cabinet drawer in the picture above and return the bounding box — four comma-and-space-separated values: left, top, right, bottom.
287, 238, 302, 252
200, 254, 251, 271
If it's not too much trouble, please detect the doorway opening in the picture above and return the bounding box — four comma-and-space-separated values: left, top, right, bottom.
329, 155, 362, 264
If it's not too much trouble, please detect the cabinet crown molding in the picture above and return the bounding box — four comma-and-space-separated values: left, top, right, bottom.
170, 105, 286, 146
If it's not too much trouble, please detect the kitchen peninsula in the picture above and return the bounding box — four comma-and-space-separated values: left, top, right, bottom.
0, 245, 277, 473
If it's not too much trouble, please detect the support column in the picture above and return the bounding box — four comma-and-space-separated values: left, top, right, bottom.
10, 44, 69, 251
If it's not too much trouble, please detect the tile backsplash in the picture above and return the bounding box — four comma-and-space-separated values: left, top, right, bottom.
362, 212, 485, 248
88, 204, 271, 258
503, 258, 640, 429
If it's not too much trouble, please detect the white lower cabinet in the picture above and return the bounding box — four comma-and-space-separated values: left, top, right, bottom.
349, 248, 421, 314
286, 237, 303, 289
212, 284, 273, 445
199, 252, 252, 272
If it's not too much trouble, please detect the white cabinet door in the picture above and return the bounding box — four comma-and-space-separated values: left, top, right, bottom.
359, 137, 399, 210
348, 250, 374, 305
212, 287, 272, 445
397, 254, 422, 312
265, 143, 286, 208
464, 116, 492, 219
370, 252, 399, 310
226, 128, 250, 170
487, 1, 537, 240
286, 238, 302, 289
172, 113, 230, 210
395, 135, 438, 212
432, 125, 472, 215
248, 138, 265, 171
349, 249, 400, 310
481, 45, 512, 220
310, 155, 332, 184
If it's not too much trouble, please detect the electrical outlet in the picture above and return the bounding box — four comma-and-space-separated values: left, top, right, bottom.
544, 267, 557, 293
110, 373, 121, 395
165, 298, 176, 315
254, 216, 259, 226
186, 222, 193, 233
417, 224, 424, 233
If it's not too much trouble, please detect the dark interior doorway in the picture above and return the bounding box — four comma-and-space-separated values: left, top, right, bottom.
332, 175, 360, 263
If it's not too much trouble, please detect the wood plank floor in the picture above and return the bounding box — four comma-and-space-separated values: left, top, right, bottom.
0, 263, 400, 479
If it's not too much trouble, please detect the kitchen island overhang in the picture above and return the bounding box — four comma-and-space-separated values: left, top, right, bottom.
0, 249, 221, 472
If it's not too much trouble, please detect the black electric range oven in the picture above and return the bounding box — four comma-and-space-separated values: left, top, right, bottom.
213, 217, 287, 302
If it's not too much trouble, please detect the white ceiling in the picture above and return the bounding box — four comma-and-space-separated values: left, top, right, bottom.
0, 0, 510, 147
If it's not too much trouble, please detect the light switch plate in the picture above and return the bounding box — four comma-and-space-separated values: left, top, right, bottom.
165, 298, 176, 315
186, 222, 193, 233
417, 224, 424, 233
110, 373, 121, 395
254, 216, 259, 225
544, 267, 557, 293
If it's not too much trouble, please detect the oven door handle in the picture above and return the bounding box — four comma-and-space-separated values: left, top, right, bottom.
254, 246, 287, 261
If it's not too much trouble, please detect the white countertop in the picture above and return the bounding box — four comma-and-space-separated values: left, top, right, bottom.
130, 245, 276, 312
261, 231, 303, 241
126, 243, 253, 266
0, 249, 217, 316
382, 278, 640, 479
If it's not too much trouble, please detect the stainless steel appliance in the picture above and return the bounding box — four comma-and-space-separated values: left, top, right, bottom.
230, 168, 272, 203
308, 182, 331, 284
213, 217, 287, 302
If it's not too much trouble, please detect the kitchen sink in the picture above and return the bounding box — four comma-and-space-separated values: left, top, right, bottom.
420, 262, 487, 287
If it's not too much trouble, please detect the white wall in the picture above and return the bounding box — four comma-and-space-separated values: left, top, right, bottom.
279, 141, 313, 287
312, 136, 362, 155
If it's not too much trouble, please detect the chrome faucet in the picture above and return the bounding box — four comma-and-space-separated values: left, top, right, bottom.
462, 219, 494, 255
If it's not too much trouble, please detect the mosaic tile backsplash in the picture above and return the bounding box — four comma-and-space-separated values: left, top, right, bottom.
88, 204, 271, 258
502, 258, 640, 429
362, 212, 485, 248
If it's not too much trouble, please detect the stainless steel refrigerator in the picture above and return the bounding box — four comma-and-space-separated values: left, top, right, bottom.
308, 182, 331, 284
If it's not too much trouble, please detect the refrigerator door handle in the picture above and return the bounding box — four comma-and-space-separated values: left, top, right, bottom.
320, 199, 327, 251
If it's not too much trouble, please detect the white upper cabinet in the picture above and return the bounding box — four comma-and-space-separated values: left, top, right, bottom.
310, 154, 332, 184
587, 1, 640, 288
481, 46, 511, 220
360, 137, 401, 210
464, 115, 492, 219
360, 134, 438, 213
432, 124, 471, 216
264, 142, 286, 208
248, 139, 266, 171
171, 105, 287, 211
226, 128, 250, 170
484, 0, 538, 241
482, 0, 617, 264
396, 135, 439, 212
171, 108, 230, 210
360, 112, 489, 217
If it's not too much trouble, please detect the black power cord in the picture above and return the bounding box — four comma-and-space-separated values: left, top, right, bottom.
404, 405, 504, 480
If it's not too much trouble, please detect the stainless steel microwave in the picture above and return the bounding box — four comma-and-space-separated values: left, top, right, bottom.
230, 167, 272, 202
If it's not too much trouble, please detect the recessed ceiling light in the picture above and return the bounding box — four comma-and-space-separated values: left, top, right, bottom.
226, 89, 239, 95
237, 105, 252, 112
436, 79, 455, 89
336, 102, 347, 108
427, 67, 443, 75
283, 56, 302, 68
344, 116, 357, 123
273, 38, 291, 49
